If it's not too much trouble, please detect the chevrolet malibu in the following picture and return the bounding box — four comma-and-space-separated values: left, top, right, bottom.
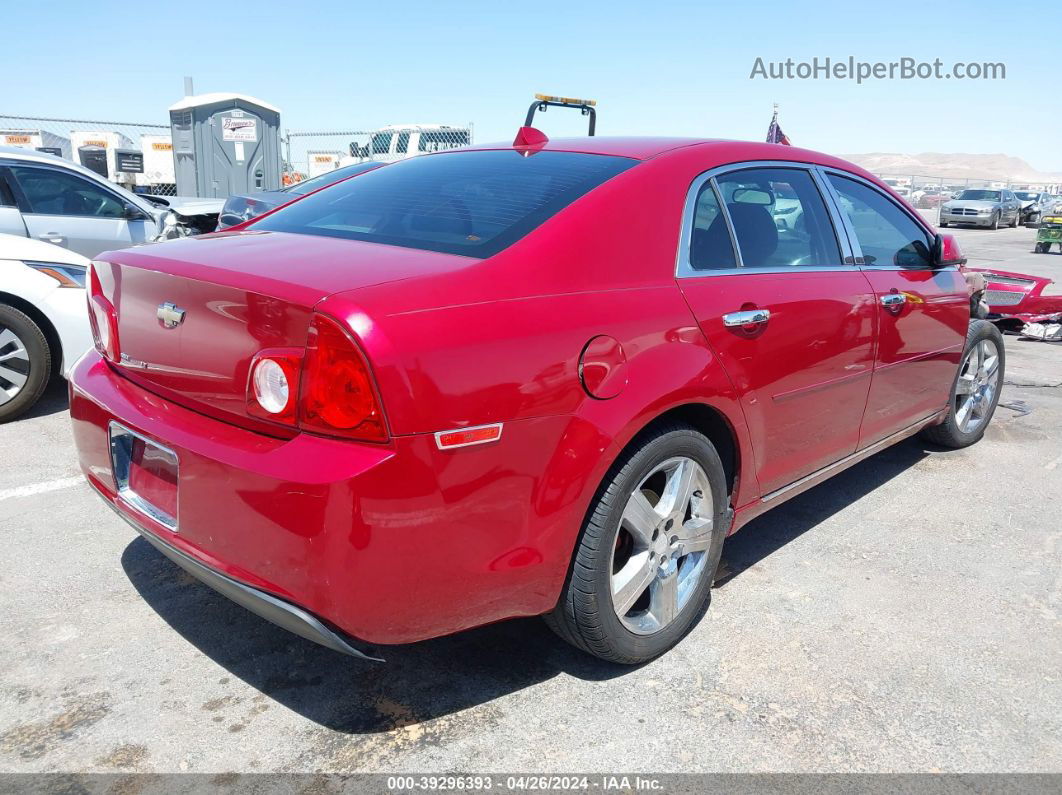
70, 134, 1005, 664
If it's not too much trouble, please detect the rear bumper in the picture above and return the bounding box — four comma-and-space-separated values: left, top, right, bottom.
69, 350, 577, 646
97, 487, 382, 661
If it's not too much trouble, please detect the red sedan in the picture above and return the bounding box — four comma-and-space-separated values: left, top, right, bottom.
70, 133, 1004, 664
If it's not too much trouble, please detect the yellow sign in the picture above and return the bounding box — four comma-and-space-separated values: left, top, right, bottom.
84, 139, 107, 148
313, 155, 334, 163
4, 135, 31, 144
151, 142, 173, 151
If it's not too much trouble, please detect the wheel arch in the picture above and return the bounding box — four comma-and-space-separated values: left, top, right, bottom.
0, 291, 62, 377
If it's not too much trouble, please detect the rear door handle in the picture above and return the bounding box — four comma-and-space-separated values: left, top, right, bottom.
723, 308, 771, 327
880, 293, 906, 308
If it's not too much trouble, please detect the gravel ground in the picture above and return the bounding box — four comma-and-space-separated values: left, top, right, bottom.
0, 223, 1059, 775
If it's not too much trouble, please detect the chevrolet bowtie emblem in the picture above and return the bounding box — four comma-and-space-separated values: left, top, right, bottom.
157, 302, 186, 329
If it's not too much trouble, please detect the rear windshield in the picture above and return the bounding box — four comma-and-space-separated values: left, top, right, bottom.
252, 149, 636, 257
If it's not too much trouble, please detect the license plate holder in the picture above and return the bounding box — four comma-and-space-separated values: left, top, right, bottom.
109, 422, 179, 531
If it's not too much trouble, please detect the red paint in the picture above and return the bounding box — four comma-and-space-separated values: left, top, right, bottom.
579, 335, 628, 399
71, 137, 968, 647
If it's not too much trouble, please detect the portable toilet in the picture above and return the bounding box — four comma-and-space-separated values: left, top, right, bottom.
1, 129, 72, 159
168, 93, 281, 198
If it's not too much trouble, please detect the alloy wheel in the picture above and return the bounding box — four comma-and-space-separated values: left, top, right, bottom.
611, 456, 714, 635
954, 338, 1001, 434
0, 327, 30, 406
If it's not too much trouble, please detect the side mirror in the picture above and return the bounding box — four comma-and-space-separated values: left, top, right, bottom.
123, 205, 149, 222
931, 233, 966, 268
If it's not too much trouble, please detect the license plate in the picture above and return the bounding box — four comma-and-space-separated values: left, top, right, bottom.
109, 422, 179, 531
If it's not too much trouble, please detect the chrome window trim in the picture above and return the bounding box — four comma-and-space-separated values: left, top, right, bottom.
675, 160, 856, 279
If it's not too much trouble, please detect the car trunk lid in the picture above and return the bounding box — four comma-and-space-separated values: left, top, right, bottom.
94, 230, 471, 430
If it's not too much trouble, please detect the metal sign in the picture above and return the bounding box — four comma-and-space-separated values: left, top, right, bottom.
115, 149, 145, 174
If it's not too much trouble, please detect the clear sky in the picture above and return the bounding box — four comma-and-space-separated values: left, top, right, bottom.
4, 0, 1058, 170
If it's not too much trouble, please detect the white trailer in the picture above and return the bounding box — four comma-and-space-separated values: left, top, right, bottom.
137, 134, 176, 194
69, 130, 136, 187
0, 129, 72, 159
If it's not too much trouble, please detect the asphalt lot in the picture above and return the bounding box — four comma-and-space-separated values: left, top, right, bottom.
1, 223, 1059, 774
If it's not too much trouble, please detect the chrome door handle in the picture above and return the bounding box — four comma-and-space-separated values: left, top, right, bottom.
880, 293, 906, 308
38, 233, 66, 245
723, 309, 771, 327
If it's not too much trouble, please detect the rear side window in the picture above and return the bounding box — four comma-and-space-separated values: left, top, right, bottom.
253, 150, 636, 257
689, 182, 737, 270
828, 175, 932, 268
714, 167, 843, 268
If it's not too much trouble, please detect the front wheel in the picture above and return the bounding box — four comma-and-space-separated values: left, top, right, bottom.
545, 424, 729, 664
921, 320, 1004, 448
989, 213, 1000, 230
1011, 210, 1020, 228
0, 304, 52, 423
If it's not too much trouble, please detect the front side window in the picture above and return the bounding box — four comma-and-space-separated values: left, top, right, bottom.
253, 149, 636, 258
829, 174, 932, 268
714, 167, 843, 268
11, 166, 125, 218
369, 132, 393, 155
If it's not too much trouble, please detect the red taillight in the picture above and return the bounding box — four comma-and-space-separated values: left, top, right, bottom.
87, 262, 119, 361
298, 314, 388, 442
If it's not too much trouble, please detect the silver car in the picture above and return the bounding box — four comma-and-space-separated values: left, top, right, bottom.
0, 146, 223, 258
939, 188, 1022, 229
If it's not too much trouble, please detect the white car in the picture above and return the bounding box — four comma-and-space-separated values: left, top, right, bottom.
0, 233, 92, 421
0, 146, 224, 259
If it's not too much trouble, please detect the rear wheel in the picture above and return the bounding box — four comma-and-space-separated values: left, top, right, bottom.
545, 424, 729, 664
0, 304, 51, 423
921, 320, 1004, 448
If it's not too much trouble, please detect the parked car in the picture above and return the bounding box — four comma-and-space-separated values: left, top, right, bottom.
913, 187, 951, 208
216, 161, 384, 231
71, 136, 1003, 665
939, 189, 1022, 229
0, 232, 92, 421
1013, 191, 1052, 225
0, 146, 223, 258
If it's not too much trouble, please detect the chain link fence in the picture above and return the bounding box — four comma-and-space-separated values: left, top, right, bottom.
0, 113, 178, 195
1, 114, 474, 195
282, 125, 473, 183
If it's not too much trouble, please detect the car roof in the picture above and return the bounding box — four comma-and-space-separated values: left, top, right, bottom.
463, 136, 877, 172
0, 145, 156, 211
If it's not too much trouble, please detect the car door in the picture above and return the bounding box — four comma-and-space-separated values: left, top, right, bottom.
676, 164, 877, 495
1005, 191, 1021, 223
0, 168, 28, 238
823, 171, 968, 447
7, 164, 153, 258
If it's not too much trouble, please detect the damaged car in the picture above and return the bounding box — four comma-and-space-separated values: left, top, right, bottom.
971, 267, 1062, 330
0, 146, 222, 259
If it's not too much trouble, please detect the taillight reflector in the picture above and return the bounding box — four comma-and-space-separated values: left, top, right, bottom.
435, 424, 503, 449
299, 314, 388, 442
246, 351, 302, 425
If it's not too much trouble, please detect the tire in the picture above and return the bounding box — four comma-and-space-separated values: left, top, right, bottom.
989, 212, 999, 230
1010, 210, 1020, 228
0, 304, 52, 423
545, 423, 729, 664
921, 320, 1004, 449
939, 221, 949, 228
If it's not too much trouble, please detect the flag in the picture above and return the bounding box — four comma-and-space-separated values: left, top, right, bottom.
766, 109, 791, 146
